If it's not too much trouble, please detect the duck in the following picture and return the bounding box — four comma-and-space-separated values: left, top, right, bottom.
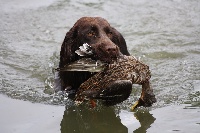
74, 54, 157, 110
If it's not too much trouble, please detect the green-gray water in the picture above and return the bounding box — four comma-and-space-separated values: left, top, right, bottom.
0, 0, 200, 132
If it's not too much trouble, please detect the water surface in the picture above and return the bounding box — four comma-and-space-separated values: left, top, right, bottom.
0, 0, 200, 132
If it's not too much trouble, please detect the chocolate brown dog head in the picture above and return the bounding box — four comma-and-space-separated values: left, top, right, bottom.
60, 17, 130, 67
73, 17, 121, 62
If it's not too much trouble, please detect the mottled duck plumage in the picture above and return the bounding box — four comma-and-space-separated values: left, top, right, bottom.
74, 55, 156, 110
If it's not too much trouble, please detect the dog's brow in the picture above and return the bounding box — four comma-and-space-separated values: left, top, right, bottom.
91, 25, 97, 29
103, 26, 111, 32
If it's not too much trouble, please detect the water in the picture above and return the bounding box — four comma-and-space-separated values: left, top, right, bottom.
0, 0, 200, 132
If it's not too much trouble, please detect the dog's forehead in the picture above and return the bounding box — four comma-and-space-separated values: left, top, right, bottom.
75, 17, 110, 28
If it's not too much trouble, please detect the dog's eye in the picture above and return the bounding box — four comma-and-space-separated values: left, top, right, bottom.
87, 31, 96, 37
107, 31, 112, 38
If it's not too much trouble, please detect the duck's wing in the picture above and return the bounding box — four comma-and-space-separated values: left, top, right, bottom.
56, 58, 105, 72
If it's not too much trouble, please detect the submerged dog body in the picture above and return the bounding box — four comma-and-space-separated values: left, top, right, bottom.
59, 17, 130, 93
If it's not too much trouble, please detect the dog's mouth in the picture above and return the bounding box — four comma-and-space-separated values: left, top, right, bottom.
75, 43, 119, 63
56, 43, 120, 72
96, 55, 118, 63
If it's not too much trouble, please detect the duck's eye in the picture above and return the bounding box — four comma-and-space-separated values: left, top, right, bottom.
87, 31, 96, 37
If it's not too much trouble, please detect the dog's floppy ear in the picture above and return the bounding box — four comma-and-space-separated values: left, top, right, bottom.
117, 32, 130, 56
111, 27, 130, 56
58, 25, 78, 92
59, 25, 80, 68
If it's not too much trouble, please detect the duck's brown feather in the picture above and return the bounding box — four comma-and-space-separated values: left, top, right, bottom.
75, 55, 152, 105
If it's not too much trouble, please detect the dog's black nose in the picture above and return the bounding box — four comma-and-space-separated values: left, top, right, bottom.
105, 45, 119, 57
107, 47, 117, 53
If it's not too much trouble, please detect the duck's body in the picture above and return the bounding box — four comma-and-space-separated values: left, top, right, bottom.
75, 55, 156, 109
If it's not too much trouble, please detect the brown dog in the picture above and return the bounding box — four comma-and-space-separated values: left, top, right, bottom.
58, 17, 130, 97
